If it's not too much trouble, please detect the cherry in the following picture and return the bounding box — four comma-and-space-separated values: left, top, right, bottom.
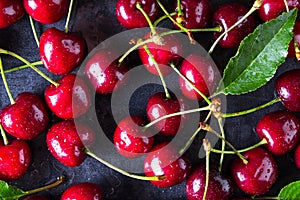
231, 147, 278, 195
256, 110, 300, 155
40, 27, 87, 75
23, 0, 70, 24
0, 0, 25, 29
0, 92, 49, 140
275, 69, 300, 112
46, 120, 95, 167
61, 182, 102, 200
0, 139, 31, 181
179, 54, 218, 100
212, 3, 255, 48
258, 0, 300, 22
84, 50, 129, 94
146, 92, 181, 136
116, 0, 159, 29
44, 74, 91, 119
144, 142, 191, 188
294, 143, 300, 169
138, 31, 183, 76
173, 0, 212, 29
114, 116, 154, 158
186, 164, 233, 200
24, 196, 49, 200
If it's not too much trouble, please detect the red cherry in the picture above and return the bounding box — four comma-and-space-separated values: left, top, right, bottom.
146, 92, 182, 136
46, 120, 95, 167
24, 196, 49, 200
179, 54, 218, 100
44, 74, 91, 119
0, 92, 49, 140
40, 27, 87, 75
144, 142, 191, 188
275, 69, 300, 112
84, 50, 129, 94
61, 182, 102, 200
114, 116, 154, 158
186, 164, 233, 200
231, 148, 278, 195
213, 3, 255, 48
138, 31, 183, 76
173, 0, 212, 29
256, 110, 300, 155
0, 140, 31, 181
23, 0, 70, 24
116, 0, 159, 29
0, 0, 25, 29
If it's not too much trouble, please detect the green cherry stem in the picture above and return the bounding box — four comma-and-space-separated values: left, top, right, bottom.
177, 0, 183, 17
293, 35, 300, 61
222, 97, 281, 118
4, 60, 43, 73
153, 12, 177, 27
0, 56, 15, 104
29, 16, 40, 47
136, 2, 156, 35
217, 118, 225, 172
284, 0, 289, 12
64, 0, 74, 33
208, 0, 263, 54
179, 126, 202, 155
251, 196, 279, 200
0, 49, 59, 87
85, 148, 165, 181
203, 139, 211, 200
0, 124, 8, 146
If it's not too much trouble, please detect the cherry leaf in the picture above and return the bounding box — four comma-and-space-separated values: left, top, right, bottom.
219, 8, 297, 95
0, 180, 25, 200
278, 180, 300, 199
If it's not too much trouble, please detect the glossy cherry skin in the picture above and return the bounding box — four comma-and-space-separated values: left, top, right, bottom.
40, 27, 86, 75
114, 116, 154, 158
116, 0, 159, 29
0, 0, 25, 28
144, 142, 191, 188
23, 0, 70, 24
275, 69, 300, 112
173, 0, 212, 29
231, 148, 278, 195
186, 164, 233, 200
258, 0, 300, 22
179, 54, 218, 100
0, 92, 49, 140
138, 31, 183, 76
256, 110, 300, 155
24, 196, 49, 200
146, 92, 181, 136
0, 140, 31, 181
213, 3, 255, 48
44, 74, 91, 119
84, 50, 129, 94
61, 182, 102, 200
46, 120, 95, 167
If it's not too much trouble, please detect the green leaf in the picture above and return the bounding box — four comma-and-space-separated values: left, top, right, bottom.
0, 180, 25, 200
278, 180, 300, 199
219, 8, 297, 95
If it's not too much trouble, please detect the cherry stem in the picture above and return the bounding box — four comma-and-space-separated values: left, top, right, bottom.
169, 63, 211, 104
203, 139, 211, 200
179, 126, 202, 155
222, 97, 281, 118
284, 0, 289, 12
0, 56, 15, 104
153, 12, 177, 27
208, 0, 263, 54
0, 124, 8, 146
293, 36, 300, 60
85, 148, 165, 181
251, 196, 279, 200
136, 2, 156, 35
4, 60, 43, 73
177, 0, 183, 17
143, 45, 170, 99
217, 118, 225, 172
64, 0, 74, 33
143, 106, 210, 131
29, 16, 40, 47
0, 49, 59, 87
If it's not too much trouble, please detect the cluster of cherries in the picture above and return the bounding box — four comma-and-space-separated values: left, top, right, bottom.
1, 0, 300, 199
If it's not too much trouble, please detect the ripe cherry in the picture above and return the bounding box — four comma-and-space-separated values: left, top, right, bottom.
186, 164, 233, 200
23, 0, 70, 24
275, 69, 300, 112
0, 92, 49, 140
61, 182, 102, 200
116, 0, 159, 29
256, 110, 300, 155
0, 139, 31, 181
213, 3, 255, 48
40, 27, 87, 75
231, 147, 278, 195
44, 74, 91, 119
0, 0, 25, 29
46, 120, 95, 167
84, 50, 129, 94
